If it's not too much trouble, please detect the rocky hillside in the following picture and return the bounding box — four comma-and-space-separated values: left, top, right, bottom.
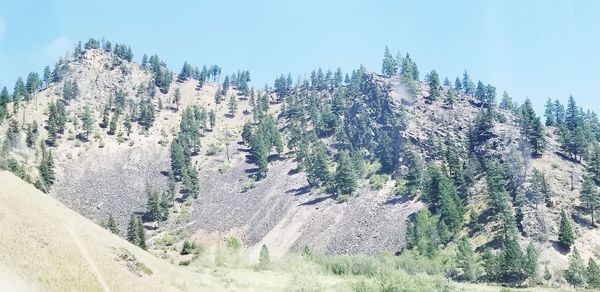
2, 41, 600, 289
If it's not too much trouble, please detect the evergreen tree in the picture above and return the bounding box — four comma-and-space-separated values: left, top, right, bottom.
333, 151, 357, 197
228, 94, 238, 117
209, 110, 216, 129
564, 247, 586, 287
108, 112, 119, 135
544, 98, 556, 126
454, 76, 462, 92
523, 242, 539, 279
241, 122, 253, 145
462, 70, 473, 95
107, 214, 119, 234
580, 175, 600, 227
145, 185, 164, 224
403, 150, 422, 196
558, 210, 575, 250
43, 66, 52, 88
123, 116, 132, 136
456, 237, 480, 282
25, 121, 39, 148
306, 143, 330, 187
589, 143, 600, 184
251, 135, 269, 179
381, 46, 397, 76
554, 99, 565, 126
178, 61, 194, 81
405, 208, 438, 257
426, 70, 441, 100
136, 217, 146, 249
81, 105, 94, 141
499, 91, 514, 111
258, 244, 271, 270
587, 258, 600, 288
38, 142, 55, 192
127, 214, 138, 244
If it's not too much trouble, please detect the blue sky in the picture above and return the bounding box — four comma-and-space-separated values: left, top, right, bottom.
1, 0, 599, 113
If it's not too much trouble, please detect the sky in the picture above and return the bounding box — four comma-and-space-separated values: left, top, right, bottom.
1, 0, 599, 113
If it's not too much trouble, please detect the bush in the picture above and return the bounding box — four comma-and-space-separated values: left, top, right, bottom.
369, 174, 389, 190
181, 239, 196, 255
218, 164, 230, 173
242, 180, 255, 192
226, 236, 242, 251
206, 144, 220, 155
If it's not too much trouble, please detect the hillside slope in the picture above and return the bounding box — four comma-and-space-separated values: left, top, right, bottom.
0, 170, 332, 291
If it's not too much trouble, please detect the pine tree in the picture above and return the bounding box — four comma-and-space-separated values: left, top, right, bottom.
587, 258, 600, 288
251, 135, 269, 180
81, 105, 94, 141
403, 150, 422, 196
426, 70, 440, 100
456, 237, 480, 282
588, 143, 600, 184
580, 175, 600, 227
258, 244, 271, 270
145, 185, 163, 224
136, 217, 146, 249
306, 143, 330, 187
564, 247, 586, 287
209, 110, 216, 129
544, 98, 556, 126
123, 117, 132, 137
558, 210, 575, 250
38, 142, 55, 192
333, 151, 357, 197
405, 208, 438, 257
127, 214, 140, 246
381, 46, 397, 76
241, 122, 253, 145
454, 76, 462, 92
228, 94, 238, 117
523, 242, 539, 279
108, 112, 118, 135
107, 214, 119, 234
462, 70, 473, 95
529, 116, 546, 156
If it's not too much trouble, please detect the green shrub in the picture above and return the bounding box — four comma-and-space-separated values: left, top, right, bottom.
242, 179, 255, 192
181, 239, 196, 255
226, 237, 242, 251
369, 174, 389, 190
206, 144, 220, 155
218, 164, 230, 173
